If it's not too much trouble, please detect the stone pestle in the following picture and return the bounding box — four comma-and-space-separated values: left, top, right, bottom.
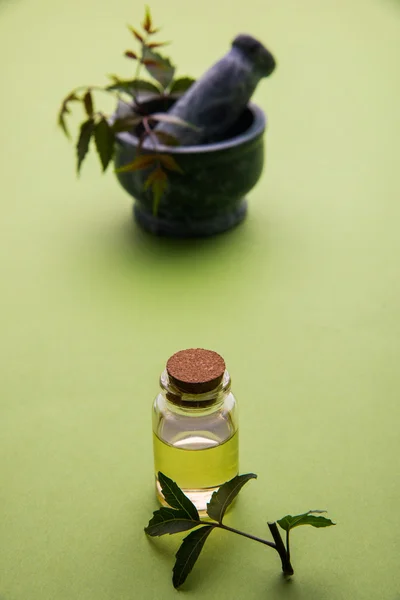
151, 34, 276, 147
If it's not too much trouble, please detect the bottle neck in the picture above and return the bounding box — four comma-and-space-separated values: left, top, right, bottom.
159, 369, 231, 413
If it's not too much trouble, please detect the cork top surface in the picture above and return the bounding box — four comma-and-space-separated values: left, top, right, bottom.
166, 348, 226, 393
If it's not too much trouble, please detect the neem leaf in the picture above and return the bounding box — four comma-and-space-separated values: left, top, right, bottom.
142, 47, 175, 90
76, 118, 95, 174
58, 109, 70, 139
107, 78, 161, 96
143, 59, 159, 67
112, 115, 142, 133
83, 90, 93, 117
144, 167, 168, 215
277, 510, 335, 532
158, 472, 199, 520
115, 154, 157, 173
147, 41, 170, 49
152, 131, 180, 146
58, 92, 79, 139
142, 6, 152, 33
206, 473, 257, 523
128, 27, 143, 43
172, 525, 214, 589
125, 50, 138, 60
151, 171, 167, 216
145, 506, 200, 536
169, 76, 196, 94
143, 166, 162, 190
157, 154, 183, 173
94, 117, 114, 172
150, 112, 200, 131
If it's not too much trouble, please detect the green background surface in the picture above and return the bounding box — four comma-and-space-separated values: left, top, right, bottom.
1, 0, 399, 598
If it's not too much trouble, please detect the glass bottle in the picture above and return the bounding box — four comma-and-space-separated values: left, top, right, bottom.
152, 348, 239, 513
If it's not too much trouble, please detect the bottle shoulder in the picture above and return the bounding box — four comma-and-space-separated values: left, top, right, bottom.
153, 392, 238, 446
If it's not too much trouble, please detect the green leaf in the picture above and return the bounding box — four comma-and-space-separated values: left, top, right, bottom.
150, 112, 201, 131
143, 167, 160, 190
94, 117, 114, 172
150, 169, 168, 216
107, 78, 161, 96
83, 90, 93, 117
172, 525, 214, 589
58, 110, 70, 139
112, 115, 142, 133
142, 47, 175, 90
57, 92, 79, 139
158, 154, 183, 173
206, 473, 257, 523
115, 154, 157, 173
145, 506, 200, 537
277, 510, 335, 532
152, 131, 180, 146
169, 77, 196, 94
76, 118, 95, 174
158, 472, 199, 520
151, 169, 167, 217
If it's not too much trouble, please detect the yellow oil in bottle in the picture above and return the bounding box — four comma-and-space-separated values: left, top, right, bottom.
153, 430, 239, 512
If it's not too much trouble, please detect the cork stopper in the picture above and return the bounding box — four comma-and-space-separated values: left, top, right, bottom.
166, 348, 226, 394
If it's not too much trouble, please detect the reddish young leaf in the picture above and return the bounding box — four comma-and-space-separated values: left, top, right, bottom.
125, 50, 138, 60
129, 27, 144, 43
147, 41, 169, 48
142, 59, 159, 67
142, 6, 152, 33
76, 118, 95, 174
83, 90, 94, 117
158, 154, 183, 174
94, 117, 114, 172
115, 154, 158, 173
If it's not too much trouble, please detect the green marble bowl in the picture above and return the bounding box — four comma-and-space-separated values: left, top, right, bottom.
114, 97, 266, 237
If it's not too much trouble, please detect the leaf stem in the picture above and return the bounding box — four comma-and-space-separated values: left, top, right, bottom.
286, 529, 291, 562
132, 39, 147, 106
267, 522, 294, 578
210, 522, 276, 550
142, 116, 158, 153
